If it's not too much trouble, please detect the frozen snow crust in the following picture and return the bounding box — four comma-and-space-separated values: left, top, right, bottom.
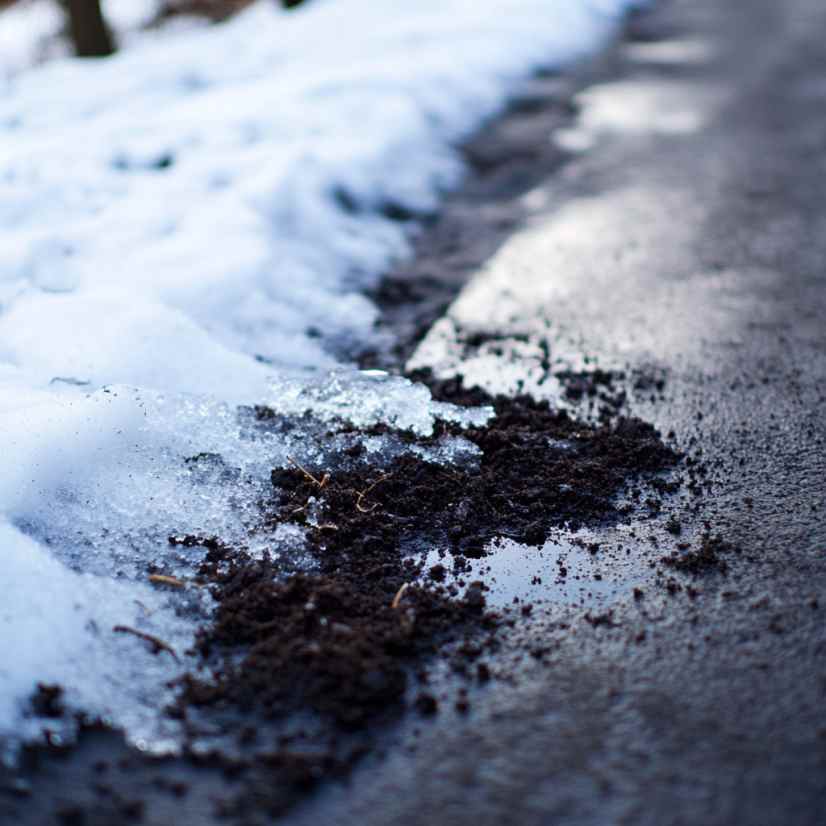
0, 0, 635, 754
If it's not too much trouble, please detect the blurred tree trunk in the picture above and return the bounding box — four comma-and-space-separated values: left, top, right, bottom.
62, 0, 115, 57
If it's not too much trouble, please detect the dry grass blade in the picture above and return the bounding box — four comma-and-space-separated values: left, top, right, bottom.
356, 472, 393, 513
287, 456, 330, 489
391, 582, 410, 610
148, 574, 186, 588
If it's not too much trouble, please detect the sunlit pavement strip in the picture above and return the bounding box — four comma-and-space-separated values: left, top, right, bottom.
0, 0, 642, 754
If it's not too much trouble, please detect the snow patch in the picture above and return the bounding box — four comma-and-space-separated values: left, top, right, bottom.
0, 0, 636, 751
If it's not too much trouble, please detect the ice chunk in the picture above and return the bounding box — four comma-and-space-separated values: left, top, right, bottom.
268, 368, 492, 435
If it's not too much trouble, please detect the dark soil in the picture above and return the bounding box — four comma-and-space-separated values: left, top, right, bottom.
4, 373, 683, 826
154, 380, 681, 818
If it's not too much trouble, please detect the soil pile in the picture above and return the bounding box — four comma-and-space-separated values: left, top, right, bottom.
167, 380, 680, 817
5, 377, 683, 824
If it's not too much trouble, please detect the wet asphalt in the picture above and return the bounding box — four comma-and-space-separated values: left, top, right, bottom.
295, 0, 826, 823
3, 0, 825, 823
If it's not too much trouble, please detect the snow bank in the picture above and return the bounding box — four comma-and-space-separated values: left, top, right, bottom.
0, 0, 635, 752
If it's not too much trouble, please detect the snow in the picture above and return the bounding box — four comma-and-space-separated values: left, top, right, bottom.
0, 0, 66, 79
0, 521, 195, 752
0, 0, 636, 754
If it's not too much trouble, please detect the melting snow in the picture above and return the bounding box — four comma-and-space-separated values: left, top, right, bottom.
0, 0, 636, 754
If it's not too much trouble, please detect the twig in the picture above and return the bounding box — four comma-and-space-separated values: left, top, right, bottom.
356, 472, 393, 513
113, 625, 180, 662
148, 574, 186, 588
391, 582, 410, 610
286, 456, 330, 489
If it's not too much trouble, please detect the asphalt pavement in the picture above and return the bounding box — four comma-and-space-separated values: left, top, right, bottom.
295, 0, 826, 823
4, 0, 825, 824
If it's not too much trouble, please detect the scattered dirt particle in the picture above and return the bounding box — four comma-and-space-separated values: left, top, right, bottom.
661, 533, 735, 575
30, 683, 65, 719
57, 805, 86, 826
665, 516, 682, 535
584, 611, 619, 628
428, 564, 447, 581
415, 693, 439, 716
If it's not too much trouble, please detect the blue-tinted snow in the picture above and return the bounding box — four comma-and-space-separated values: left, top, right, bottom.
0, 0, 635, 754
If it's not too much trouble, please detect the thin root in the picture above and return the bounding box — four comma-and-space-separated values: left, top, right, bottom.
287, 456, 330, 489
356, 472, 393, 513
113, 625, 180, 662
391, 582, 410, 610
